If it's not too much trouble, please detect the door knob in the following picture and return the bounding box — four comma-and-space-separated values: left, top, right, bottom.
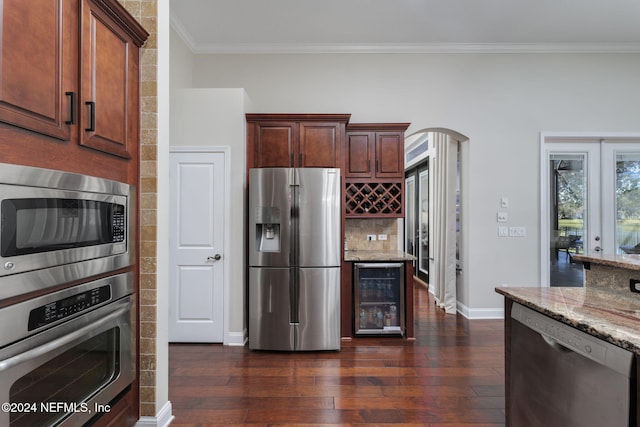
207, 254, 222, 261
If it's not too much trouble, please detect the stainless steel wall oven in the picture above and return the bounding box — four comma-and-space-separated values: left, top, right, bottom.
0, 163, 134, 301
0, 272, 135, 427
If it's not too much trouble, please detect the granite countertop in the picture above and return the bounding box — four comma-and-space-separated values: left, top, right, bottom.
496, 286, 640, 355
344, 250, 416, 262
573, 252, 640, 271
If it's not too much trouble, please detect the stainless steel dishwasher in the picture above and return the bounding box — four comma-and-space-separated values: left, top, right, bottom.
510, 302, 636, 427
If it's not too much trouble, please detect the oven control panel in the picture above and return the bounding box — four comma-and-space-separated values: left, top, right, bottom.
28, 285, 112, 331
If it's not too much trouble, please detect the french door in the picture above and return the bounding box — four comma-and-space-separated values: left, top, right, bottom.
542, 139, 640, 286
405, 160, 429, 282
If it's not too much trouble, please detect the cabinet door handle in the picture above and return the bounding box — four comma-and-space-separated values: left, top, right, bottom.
85, 101, 95, 132
65, 92, 76, 125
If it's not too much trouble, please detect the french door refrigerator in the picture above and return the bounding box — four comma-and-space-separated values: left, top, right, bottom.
249, 168, 341, 351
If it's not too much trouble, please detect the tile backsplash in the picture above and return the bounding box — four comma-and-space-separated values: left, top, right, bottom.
345, 218, 400, 251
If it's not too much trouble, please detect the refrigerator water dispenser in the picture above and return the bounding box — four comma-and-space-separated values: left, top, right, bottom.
257, 223, 280, 252
255, 206, 281, 252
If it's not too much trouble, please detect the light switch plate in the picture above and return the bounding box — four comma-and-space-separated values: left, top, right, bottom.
497, 212, 508, 222
378, 234, 388, 241
367, 234, 376, 241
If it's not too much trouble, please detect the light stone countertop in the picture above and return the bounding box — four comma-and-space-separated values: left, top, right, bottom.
344, 250, 416, 262
573, 252, 640, 271
495, 286, 640, 355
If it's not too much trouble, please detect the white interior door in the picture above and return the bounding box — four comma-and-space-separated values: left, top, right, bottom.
169, 150, 225, 342
542, 138, 640, 286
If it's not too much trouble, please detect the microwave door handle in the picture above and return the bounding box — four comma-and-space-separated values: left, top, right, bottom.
0, 300, 129, 372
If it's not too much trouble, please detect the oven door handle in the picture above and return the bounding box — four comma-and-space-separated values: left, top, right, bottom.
0, 300, 130, 372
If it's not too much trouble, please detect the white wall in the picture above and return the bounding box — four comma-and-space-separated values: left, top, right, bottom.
187, 52, 640, 314
170, 26, 194, 88
154, 0, 171, 420
170, 88, 249, 341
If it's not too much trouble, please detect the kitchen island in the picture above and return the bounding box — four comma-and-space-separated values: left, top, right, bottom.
496, 253, 640, 426
573, 252, 640, 292
496, 286, 640, 354
342, 250, 416, 339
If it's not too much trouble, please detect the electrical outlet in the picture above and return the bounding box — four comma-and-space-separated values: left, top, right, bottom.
378, 234, 388, 241
630, 279, 640, 293
497, 212, 508, 222
509, 227, 526, 237
367, 234, 376, 241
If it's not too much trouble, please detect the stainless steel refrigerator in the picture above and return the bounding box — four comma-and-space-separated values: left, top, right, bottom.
249, 167, 341, 351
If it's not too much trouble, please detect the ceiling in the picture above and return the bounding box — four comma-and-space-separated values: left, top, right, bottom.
169, 0, 640, 54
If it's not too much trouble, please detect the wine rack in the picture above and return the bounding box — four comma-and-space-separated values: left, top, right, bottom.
345, 181, 403, 217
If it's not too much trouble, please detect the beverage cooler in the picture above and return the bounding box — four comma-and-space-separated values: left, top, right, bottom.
354, 263, 405, 335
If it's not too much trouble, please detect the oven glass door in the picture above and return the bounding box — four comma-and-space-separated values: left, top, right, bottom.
10, 328, 119, 426
0, 298, 134, 427
1, 198, 125, 257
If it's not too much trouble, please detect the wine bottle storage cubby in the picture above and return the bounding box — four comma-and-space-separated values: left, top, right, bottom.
345, 181, 402, 217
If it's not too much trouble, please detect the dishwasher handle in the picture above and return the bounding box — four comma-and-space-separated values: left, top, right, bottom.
540, 333, 581, 355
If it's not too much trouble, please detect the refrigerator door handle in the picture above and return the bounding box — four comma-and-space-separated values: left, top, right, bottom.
289, 179, 300, 326
290, 183, 300, 267
289, 269, 299, 325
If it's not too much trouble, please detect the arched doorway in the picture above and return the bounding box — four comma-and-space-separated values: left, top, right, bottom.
404, 128, 468, 314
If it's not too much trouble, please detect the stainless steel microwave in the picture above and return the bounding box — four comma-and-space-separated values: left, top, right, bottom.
0, 163, 134, 301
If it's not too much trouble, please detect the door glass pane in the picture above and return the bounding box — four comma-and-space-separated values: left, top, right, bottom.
616, 153, 640, 254
549, 155, 585, 286
405, 176, 415, 257
419, 169, 429, 279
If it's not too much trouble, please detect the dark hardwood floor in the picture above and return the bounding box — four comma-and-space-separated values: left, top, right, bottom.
169, 281, 506, 426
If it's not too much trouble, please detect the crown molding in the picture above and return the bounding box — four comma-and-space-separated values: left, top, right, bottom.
191, 41, 640, 55
169, 19, 640, 54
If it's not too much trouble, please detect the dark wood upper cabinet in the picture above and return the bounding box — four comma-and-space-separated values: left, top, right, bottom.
345, 123, 409, 178
0, 0, 78, 141
0, 0, 148, 160
344, 132, 374, 177
251, 121, 296, 168
344, 123, 409, 218
298, 122, 341, 168
375, 132, 405, 178
79, 0, 148, 159
247, 114, 350, 169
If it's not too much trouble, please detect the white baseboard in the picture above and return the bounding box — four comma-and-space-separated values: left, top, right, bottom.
225, 329, 247, 346
456, 301, 504, 319
135, 401, 174, 427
